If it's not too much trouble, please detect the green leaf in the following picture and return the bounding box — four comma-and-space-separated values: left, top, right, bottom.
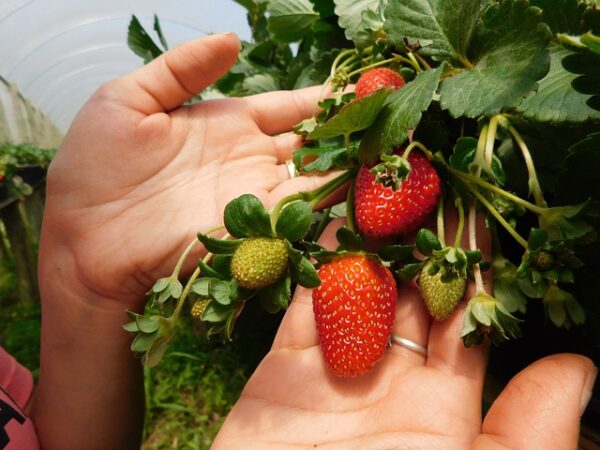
242, 73, 282, 94
449, 136, 506, 184
518, 44, 600, 122
385, 0, 480, 63
530, 0, 588, 35
127, 15, 164, 64
276, 201, 313, 241
416, 228, 442, 256
359, 66, 444, 161
291, 256, 321, 287
268, 0, 319, 42
224, 194, 274, 238
439, 0, 552, 118
308, 88, 391, 140
334, 0, 383, 46
197, 233, 242, 255
209, 279, 233, 305
293, 141, 354, 173
153, 14, 169, 50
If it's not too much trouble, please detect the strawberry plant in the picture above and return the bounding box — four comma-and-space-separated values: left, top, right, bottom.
126, 0, 600, 382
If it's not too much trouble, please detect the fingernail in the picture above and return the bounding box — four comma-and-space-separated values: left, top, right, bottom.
580, 365, 598, 415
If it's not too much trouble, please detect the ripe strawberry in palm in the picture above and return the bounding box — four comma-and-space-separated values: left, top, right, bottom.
312, 255, 397, 377
355, 68, 405, 100
354, 151, 441, 238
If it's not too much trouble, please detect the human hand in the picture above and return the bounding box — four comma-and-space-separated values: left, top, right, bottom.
39, 33, 334, 308
213, 219, 597, 449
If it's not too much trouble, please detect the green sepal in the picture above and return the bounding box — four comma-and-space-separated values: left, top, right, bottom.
543, 284, 585, 329
199, 260, 225, 280
460, 293, 522, 348
202, 301, 234, 323
258, 274, 292, 313
377, 244, 416, 262
290, 255, 321, 288
539, 202, 593, 240
209, 279, 234, 305
416, 229, 442, 256
276, 201, 313, 242
191, 278, 210, 297
493, 257, 528, 314
336, 227, 363, 252
370, 154, 411, 191
396, 262, 425, 281
527, 228, 548, 251
223, 194, 274, 238
197, 233, 242, 255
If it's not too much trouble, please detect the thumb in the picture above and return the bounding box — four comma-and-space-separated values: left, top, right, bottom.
105, 33, 240, 114
473, 353, 597, 450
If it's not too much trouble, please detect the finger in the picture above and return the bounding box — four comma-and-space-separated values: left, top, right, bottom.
246, 85, 327, 135
271, 219, 345, 350
473, 354, 597, 450
388, 280, 431, 365
426, 209, 492, 381
103, 33, 240, 114
272, 132, 304, 164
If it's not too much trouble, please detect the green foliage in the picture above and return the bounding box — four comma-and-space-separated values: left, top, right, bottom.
0, 143, 56, 199
0, 303, 41, 379
127, 15, 167, 64
141, 320, 248, 448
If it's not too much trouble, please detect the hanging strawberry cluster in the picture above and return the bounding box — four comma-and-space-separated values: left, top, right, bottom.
125, 0, 600, 377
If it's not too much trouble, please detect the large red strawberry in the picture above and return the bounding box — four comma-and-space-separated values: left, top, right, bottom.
312, 255, 397, 377
355, 68, 405, 100
354, 151, 441, 238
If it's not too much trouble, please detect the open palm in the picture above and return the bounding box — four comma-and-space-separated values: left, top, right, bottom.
214, 221, 594, 450
41, 33, 333, 306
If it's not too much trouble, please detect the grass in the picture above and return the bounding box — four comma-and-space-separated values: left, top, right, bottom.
141, 319, 249, 449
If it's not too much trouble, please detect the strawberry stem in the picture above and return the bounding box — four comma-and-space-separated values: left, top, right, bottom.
330, 49, 356, 77
449, 169, 545, 215
484, 116, 499, 167
170, 250, 217, 322
437, 193, 446, 247
270, 170, 355, 227
402, 140, 432, 160
468, 198, 485, 294
464, 182, 528, 249
173, 225, 225, 279
454, 194, 465, 249
496, 115, 546, 208
410, 51, 431, 71
312, 207, 332, 241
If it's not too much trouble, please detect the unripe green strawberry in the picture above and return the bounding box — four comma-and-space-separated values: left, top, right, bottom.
418, 260, 467, 321
231, 237, 288, 289
191, 298, 210, 319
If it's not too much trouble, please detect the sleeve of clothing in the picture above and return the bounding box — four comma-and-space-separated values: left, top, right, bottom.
0, 346, 40, 450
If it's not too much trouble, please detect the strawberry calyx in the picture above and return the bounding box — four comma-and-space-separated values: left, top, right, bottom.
370, 154, 411, 191
461, 292, 522, 347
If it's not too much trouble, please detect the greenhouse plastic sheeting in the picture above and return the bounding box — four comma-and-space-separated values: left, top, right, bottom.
0, 0, 249, 132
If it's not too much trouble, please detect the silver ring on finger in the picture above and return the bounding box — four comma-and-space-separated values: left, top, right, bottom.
391, 335, 427, 357
285, 159, 298, 179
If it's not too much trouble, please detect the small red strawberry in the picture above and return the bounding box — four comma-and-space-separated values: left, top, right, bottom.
355, 68, 405, 100
312, 255, 397, 377
354, 151, 441, 238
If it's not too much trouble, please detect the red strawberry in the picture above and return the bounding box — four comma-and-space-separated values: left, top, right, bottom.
312, 255, 397, 377
355, 68, 405, 100
354, 151, 441, 238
